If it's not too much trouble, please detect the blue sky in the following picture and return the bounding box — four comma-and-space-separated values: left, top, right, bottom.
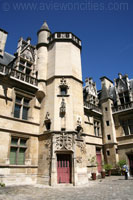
0, 0, 133, 89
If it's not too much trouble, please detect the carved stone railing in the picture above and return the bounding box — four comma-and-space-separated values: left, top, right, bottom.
0, 64, 38, 87
49, 32, 81, 48
84, 101, 102, 114
112, 102, 133, 113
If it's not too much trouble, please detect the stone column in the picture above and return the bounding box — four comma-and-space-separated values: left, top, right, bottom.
73, 133, 78, 186
50, 134, 57, 186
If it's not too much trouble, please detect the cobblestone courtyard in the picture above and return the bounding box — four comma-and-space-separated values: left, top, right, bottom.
0, 176, 133, 200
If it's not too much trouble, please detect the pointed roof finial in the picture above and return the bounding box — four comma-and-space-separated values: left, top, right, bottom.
40, 21, 50, 31
37, 21, 51, 35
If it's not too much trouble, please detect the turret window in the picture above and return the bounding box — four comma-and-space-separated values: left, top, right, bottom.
107, 135, 111, 140
105, 107, 108, 111
106, 121, 110, 126
107, 150, 110, 156
116, 149, 118, 154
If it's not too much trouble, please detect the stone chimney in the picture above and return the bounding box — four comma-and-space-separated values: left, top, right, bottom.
0, 28, 8, 57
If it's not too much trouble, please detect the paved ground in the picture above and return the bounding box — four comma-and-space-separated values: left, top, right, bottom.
0, 176, 133, 200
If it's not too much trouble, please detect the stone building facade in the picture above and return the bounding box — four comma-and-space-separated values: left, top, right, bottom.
0, 22, 133, 186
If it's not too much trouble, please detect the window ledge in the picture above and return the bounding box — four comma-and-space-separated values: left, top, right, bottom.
34, 105, 41, 110
57, 95, 70, 97
76, 138, 84, 142
0, 165, 38, 168
84, 121, 93, 125
87, 165, 97, 168
82, 133, 102, 139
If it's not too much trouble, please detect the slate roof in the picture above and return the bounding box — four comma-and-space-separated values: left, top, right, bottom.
129, 79, 133, 92
40, 21, 50, 32
99, 79, 133, 102
0, 52, 15, 66
109, 86, 117, 102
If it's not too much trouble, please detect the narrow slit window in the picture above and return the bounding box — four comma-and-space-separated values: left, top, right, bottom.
106, 121, 110, 126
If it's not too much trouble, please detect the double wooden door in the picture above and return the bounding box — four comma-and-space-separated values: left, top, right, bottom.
57, 154, 71, 183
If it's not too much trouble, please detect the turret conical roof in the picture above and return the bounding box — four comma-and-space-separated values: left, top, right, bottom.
40, 21, 50, 31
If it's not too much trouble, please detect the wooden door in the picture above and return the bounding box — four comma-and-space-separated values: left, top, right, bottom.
57, 154, 71, 183
128, 155, 133, 175
96, 150, 102, 173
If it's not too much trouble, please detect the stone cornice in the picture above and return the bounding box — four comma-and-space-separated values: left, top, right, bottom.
0, 115, 40, 126
0, 127, 39, 137
82, 132, 102, 139
117, 134, 133, 141
46, 75, 83, 84
118, 143, 133, 148
86, 142, 103, 146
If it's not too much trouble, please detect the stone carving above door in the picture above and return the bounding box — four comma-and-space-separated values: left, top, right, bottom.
55, 133, 73, 151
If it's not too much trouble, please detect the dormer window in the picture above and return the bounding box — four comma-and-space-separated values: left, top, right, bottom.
26, 68, 31, 75
18, 57, 32, 76
20, 59, 25, 66
119, 91, 130, 105
19, 64, 24, 72
27, 62, 32, 68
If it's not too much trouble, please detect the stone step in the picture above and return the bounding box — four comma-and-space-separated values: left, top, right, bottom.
56, 183, 73, 187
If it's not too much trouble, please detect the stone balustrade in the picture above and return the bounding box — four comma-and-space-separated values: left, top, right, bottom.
0, 64, 38, 86
112, 101, 133, 113
49, 32, 81, 47
84, 101, 102, 114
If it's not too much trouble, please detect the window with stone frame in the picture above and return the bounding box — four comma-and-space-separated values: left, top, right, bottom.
10, 137, 27, 165
122, 119, 133, 136
94, 120, 100, 137
14, 94, 30, 120
119, 91, 130, 105
19, 58, 32, 76
60, 86, 67, 95
58, 77, 69, 96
